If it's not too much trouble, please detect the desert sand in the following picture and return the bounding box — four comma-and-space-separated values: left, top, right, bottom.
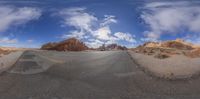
128, 50, 200, 79
0, 51, 24, 74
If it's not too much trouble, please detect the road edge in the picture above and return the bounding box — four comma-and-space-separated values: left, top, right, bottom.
0, 50, 25, 75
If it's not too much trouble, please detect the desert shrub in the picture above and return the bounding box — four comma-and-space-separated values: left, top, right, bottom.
154, 53, 170, 59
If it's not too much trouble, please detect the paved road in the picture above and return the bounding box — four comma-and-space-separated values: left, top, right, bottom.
1, 50, 200, 99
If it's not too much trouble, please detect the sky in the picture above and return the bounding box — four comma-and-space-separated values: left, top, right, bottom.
0, 0, 200, 48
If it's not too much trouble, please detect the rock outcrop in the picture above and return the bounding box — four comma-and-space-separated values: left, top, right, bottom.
161, 39, 194, 50
133, 39, 200, 59
0, 47, 16, 56
41, 42, 57, 50
185, 48, 200, 58
141, 39, 194, 50
41, 38, 88, 51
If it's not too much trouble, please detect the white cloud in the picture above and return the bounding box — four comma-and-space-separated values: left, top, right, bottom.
185, 38, 200, 45
142, 31, 160, 41
59, 7, 136, 48
27, 39, 34, 43
144, 1, 190, 8
62, 30, 86, 39
0, 37, 18, 44
59, 7, 97, 33
93, 26, 115, 41
114, 32, 136, 43
189, 15, 200, 32
100, 15, 117, 26
0, 38, 42, 48
85, 39, 104, 48
0, 6, 41, 32
181, 34, 200, 45
141, 1, 200, 41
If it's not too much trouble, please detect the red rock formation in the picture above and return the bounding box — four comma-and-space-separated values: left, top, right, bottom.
41, 38, 88, 51
41, 42, 57, 50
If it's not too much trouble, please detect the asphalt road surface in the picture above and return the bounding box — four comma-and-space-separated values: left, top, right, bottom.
1, 50, 200, 99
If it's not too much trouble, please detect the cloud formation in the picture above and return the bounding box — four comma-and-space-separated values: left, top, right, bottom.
27, 39, 34, 43
141, 1, 200, 41
0, 6, 42, 32
59, 7, 136, 48
59, 7, 97, 34
100, 15, 117, 26
114, 32, 136, 43
0, 37, 18, 44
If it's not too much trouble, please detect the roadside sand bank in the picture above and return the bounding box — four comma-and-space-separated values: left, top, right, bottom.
0, 51, 24, 73
128, 50, 200, 79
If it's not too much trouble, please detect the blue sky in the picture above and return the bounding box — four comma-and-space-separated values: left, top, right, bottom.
0, 0, 200, 48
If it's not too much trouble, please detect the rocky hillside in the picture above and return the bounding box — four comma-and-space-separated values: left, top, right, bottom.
41, 38, 88, 51
98, 44, 127, 51
133, 39, 200, 59
185, 48, 200, 58
141, 39, 195, 50
161, 39, 194, 50
0, 48, 9, 56
0, 47, 17, 57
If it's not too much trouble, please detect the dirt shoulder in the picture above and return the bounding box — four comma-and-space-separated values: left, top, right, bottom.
0, 51, 24, 74
128, 50, 200, 79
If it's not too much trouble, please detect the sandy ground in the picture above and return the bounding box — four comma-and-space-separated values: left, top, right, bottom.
128, 50, 200, 79
0, 51, 24, 74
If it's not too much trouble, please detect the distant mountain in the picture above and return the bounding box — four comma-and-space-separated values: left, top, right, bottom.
98, 44, 127, 51
41, 38, 88, 51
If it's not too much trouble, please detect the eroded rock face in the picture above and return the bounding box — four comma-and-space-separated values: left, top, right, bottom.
41, 38, 88, 51
41, 42, 57, 50
141, 39, 194, 50
142, 42, 161, 48
185, 48, 200, 58
161, 40, 193, 50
